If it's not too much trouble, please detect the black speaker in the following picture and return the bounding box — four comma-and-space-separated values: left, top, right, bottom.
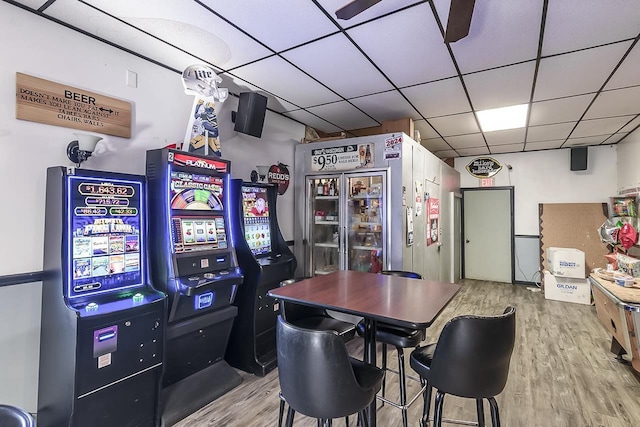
570, 146, 588, 171
233, 92, 268, 138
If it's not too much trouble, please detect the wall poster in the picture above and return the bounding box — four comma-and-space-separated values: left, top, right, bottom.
427, 197, 440, 246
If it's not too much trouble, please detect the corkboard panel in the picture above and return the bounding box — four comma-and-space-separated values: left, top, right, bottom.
539, 203, 609, 278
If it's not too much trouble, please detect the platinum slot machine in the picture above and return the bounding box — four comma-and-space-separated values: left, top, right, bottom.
145, 148, 243, 425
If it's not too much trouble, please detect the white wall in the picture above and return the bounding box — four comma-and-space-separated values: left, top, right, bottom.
617, 128, 640, 192
0, 4, 303, 412
454, 145, 618, 235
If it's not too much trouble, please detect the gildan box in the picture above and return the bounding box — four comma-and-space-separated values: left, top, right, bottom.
543, 271, 591, 305
547, 247, 586, 279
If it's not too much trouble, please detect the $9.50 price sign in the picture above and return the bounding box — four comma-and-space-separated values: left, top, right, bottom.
311, 144, 360, 171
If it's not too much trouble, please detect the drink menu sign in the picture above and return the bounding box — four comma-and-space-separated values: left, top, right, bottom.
311, 143, 374, 171
16, 73, 132, 138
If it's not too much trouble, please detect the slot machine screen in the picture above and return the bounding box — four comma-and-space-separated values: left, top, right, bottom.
68, 175, 145, 299
241, 186, 272, 257
171, 215, 228, 254
170, 171, 223, 211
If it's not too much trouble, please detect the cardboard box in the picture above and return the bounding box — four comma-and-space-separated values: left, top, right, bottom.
543, 271, 592, 305
547, 247, 586, 279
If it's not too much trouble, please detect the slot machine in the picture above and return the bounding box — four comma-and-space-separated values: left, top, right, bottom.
226, 179, 296, 376
145, 149, 243, 425
38, 167, 166, 427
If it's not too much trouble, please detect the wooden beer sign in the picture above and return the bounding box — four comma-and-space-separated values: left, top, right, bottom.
16, 73, 132, 138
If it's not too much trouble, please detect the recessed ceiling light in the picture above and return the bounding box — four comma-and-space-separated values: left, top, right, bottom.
476, 104, 529, 132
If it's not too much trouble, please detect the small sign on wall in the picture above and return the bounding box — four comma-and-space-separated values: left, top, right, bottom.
465, 157, 502, 178
16, 73, 132, 138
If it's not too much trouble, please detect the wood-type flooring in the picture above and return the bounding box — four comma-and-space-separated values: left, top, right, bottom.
173, 279, 640, 427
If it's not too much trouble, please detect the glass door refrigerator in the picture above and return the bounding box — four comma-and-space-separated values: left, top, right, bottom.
308, 171, 387, 276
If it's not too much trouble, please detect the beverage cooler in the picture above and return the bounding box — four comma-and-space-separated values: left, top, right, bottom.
308, 172, 387, 275
294, 133, 461, 282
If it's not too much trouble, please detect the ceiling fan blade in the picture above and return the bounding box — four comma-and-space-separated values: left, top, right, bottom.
444, 0, 475, 43
336, 0, 382, 20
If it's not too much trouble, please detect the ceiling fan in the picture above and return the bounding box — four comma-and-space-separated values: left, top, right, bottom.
335, 0, 476, 43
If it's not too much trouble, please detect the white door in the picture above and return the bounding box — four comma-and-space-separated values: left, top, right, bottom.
463, 188, 513, 283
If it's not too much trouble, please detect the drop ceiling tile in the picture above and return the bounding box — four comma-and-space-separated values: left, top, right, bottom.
484, 128, 526, 145
349, 90, 418, 123
231, 56, 341, 108
11, 0, 44, 8
402, 78, 470, 118
464, 61, 535, 110
534, 42, 632, 101
572, 116, 635, 138
282, 33, 393, 99
422, 138, 451, 153
226, 78, 300, 112
620, 115, 640, 133
529, 94, 594, 126
490, 143, 525, 154
564, 135, 609, 146
283, 109, 341, 134
457, 147, 490, 157
316, 0, 419, 28
543, 0, 640, 56
606, 45, 640, 90
605, 132, 630, 144
306, 101, 379, 130
527, 122, 575, 142
524, 139, 566, 151
45, 1, 212, 72
436, 0, 543, 73
200, 0, 338, 51
446, 133, 486, 149
428, 113, 480, 137
76, 0, 272, 69
347, 4, 457, 88
433, 149, 458, 159
413, 120, 441, 140
584, 86, 640, 119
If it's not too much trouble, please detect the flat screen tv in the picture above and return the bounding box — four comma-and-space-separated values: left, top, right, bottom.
241, 186, 272, 257
67, 175, 145, 299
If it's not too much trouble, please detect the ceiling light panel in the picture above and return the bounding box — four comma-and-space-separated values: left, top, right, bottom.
80, 0, 272, 69
476, 104, 528, 132
529, 94, 594, 126
584, 86, 640, 119
284, 109, 341, 134
282, 33, 393, 99
434, 0, 542, 73
348, 91, 418, 123
231, 56, 341, 108
527, 122, 575, 142
463, 61, 536, 111
402, 78, 470, 118
347, 4, 457, 88
316, 0, 418, 28
543, 0, 640, 56
534, 41, 632, 101
306, 101, 379, 130
572, 116, 635, 138
200, 0, 338, 52
428, 113, 480, 136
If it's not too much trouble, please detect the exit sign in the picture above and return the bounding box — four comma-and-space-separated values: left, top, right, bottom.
480, 178, 495, 187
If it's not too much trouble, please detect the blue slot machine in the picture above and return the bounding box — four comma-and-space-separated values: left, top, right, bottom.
37, 167, 166, 427
226, 180, 296, 376
145, 148, 243, 425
